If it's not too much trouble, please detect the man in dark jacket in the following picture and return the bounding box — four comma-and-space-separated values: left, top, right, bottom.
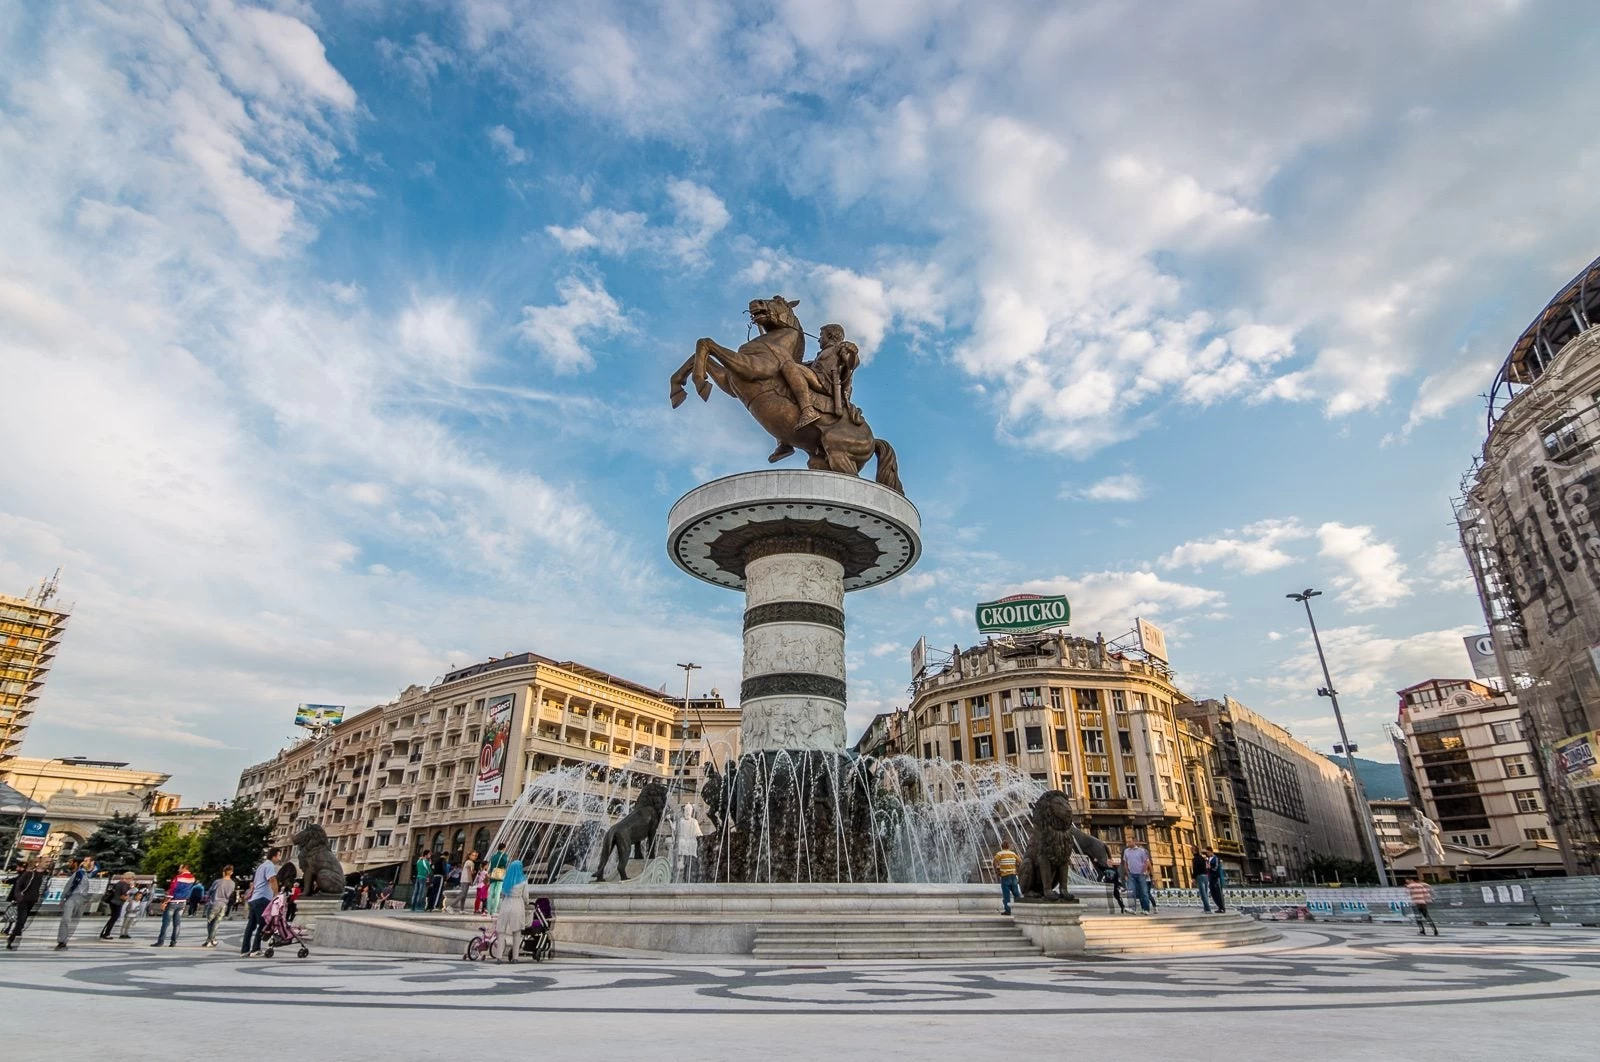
6, 860, 46, 949
101, 872, 135, 939
1191, 850, 1213, 913
1206, 851, 1227, 912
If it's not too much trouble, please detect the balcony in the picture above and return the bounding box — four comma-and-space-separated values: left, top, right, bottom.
1087, 798, 1131, 812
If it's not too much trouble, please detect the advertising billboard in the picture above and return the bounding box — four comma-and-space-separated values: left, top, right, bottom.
18, 818, 48, 851
294, 704, 345, 728
473, 693, 515, 804
1555, 730, 1600, 791
910, 636, 928, 682
1463, 634, 1499, 681
1136, 617, 1169, 663
975, 594, 1070, 635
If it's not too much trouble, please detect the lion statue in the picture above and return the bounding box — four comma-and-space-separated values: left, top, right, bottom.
593, 781, 670, 881
291, 823, 346, 896
1018, 790, 1103, 902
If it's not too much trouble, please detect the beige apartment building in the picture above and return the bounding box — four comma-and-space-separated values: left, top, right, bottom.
236, 653, 738, 881
0, 575, 70, 777
909, 633, 1205, 888
1178, 697, 1365, 882
3, 756, 176, 861
1395, 679, 1559, 875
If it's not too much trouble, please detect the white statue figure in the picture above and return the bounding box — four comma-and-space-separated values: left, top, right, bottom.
1419, 814, 1446, 866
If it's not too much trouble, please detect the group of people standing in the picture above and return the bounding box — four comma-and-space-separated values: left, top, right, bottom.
990, 838, 1228, 917
4, 856, 246, 950
409, 843, 509, 915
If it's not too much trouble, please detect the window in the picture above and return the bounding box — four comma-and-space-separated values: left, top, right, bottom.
950, 738, 963, 762
929, 706, 941, 724
1024, 725, 1044, 752
1088, 775, 1112, 800
1160, 777, 1172, 800
1124, 775, 1140, 800
1471, 833, 1491, 847
970, 696, 990, 720
1075, 689, 1101, 711
420, 797, 431, 812
923, 742, 933, 759
1111, 690, 1127, 713
1019, 687, 1044, 708
376, 830, 391, 846
1525, 827, 1551, 841
1491, 721, 1521, 744
1049, 688, 1064, 710
1118, 731, 1134, 755
1003, 730, 1018, 756
1000, 690, 1013, 713
1449, 834, 1467, 845
1503, 755, 1532, 778
436, 795, 451, 811
1054, 727, 1068, 751
1153, 733, 1166, 756
1513, 790, 1544, 813
975, 735, 994, 759
1081, 729, 1106, 754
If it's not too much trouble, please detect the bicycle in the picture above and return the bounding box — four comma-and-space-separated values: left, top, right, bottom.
464, 923, 499, 961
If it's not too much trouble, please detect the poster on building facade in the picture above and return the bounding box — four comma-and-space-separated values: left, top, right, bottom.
473, 694, 514, 803
1554, 729, 1600, 790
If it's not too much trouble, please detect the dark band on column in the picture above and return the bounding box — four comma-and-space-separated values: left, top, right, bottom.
743, 602, 845, 633
740, 673, 847, 703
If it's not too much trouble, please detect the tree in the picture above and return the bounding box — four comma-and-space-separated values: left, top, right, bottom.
197, 798, 273, 881
81, 812, 148, 873
141, 821, 202, 883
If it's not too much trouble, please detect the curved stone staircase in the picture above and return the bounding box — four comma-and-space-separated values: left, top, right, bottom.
752, 915, 1041, 960
1080, 910, 1280, 955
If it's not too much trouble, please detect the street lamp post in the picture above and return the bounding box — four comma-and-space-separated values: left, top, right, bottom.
1287, 589, 1391, 888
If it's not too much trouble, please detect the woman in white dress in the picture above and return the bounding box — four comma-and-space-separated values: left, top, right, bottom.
494, 860, 527, 962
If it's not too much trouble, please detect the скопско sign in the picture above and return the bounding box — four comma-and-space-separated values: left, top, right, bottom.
975, 594, 1070, 635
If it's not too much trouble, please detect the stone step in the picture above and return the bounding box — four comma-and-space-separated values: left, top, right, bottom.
752, 942, 1043, 959
755, 932, 1033, 947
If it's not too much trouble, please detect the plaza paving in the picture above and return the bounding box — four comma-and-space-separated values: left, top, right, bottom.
1, 922, 1596, 1059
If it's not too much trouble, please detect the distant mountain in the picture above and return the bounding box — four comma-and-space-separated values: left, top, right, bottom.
1322, 755, 1409, 800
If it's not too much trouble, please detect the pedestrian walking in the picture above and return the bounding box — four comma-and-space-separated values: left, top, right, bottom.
54, 855, 96, 950
203, 866, 236, 948
486, 842, 509, 914
186, 877, 207, 916
1123, 839, 1154, 914
1406, 878, 1439, 936
5, 859, 46, 950
453, 850, 477, 912
100, 871, 135, 939
241, 847, 281, 956
152, 864, 197, 947
993, 842, 1022, 914
1101, 862, 1127, 913
427, 851, 448, 911
410, 852, 431, 912
494, 859, 527, 962
1206, 851, 1227, 913
1191, 850, 1212, 913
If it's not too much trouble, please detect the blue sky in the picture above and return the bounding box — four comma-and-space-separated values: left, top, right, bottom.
4, 0, 1598, 802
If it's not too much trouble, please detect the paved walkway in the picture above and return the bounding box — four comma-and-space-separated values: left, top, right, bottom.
1, 923, 1595, 1059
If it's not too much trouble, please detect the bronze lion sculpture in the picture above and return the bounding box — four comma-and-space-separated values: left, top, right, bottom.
290, 823, 346, 896
593, 781, 669, 881
1018, 789, 1104, 902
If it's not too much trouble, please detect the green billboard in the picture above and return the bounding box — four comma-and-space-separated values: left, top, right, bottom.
975, 594, 1070, 635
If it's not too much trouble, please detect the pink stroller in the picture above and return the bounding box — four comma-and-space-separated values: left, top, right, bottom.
260, 892, 310, 959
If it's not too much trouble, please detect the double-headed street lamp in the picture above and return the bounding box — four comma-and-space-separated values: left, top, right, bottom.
1287, 589, 1391, 888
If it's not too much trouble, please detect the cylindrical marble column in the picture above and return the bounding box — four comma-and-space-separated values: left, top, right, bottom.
739, 547, 847, 751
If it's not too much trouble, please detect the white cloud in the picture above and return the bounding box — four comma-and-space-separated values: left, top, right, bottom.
487, 124, 529, 164
1420, 539, 1476, 594
1397, 357, 1495, 437
1317, 522, 1412, 610
868, 641, 900, 658
546, 180, 727, 265
517, 275, 630, 373
1011, 570, 1224, 635
1270, 623, 1478, 701
376, 33, 454, 97
1061, 473, 1145, 502
1161, 519, 1311, 574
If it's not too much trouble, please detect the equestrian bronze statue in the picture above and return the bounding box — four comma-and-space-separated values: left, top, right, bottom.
669, 295, 904, 494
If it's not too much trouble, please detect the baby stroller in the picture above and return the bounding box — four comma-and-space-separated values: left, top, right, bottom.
518, 897, 554, 962
260, 892, 310, 959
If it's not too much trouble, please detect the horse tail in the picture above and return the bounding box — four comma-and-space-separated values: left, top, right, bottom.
873, 438, 904, 495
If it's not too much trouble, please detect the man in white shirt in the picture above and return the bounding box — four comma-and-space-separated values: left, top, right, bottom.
1123, 840, 1154, 914
240, 847, 281, 956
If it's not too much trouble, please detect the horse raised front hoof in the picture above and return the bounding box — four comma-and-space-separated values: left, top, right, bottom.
670, 385, 687, 408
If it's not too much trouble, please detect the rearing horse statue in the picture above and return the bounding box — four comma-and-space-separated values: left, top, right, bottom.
669, 295, 903, 494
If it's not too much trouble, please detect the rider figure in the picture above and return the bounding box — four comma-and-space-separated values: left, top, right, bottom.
768, 323, 861, 462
